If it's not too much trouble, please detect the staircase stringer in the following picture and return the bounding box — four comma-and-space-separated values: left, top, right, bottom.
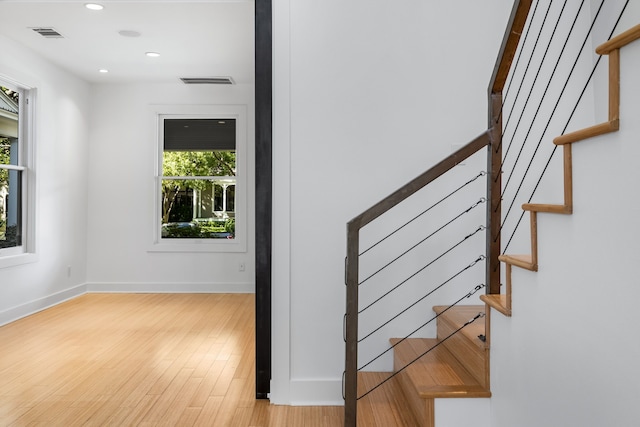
482, 23, 640, 318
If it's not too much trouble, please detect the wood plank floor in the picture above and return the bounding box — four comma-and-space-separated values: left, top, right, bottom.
0, 293, 415, 426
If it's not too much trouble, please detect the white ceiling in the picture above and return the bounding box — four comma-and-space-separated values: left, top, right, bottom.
0, 0, 255, 84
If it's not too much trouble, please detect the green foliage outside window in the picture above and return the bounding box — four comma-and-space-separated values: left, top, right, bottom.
1, 138, 10, 239
0, 138, 8, 189
161, 150, 235, 224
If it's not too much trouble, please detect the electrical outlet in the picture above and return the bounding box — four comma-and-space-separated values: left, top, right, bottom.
239, 261, 246, 272
67, 266, 72, 277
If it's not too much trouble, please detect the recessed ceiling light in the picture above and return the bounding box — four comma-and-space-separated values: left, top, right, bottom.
99, 69, 109, 73
85, 3, 104, 11
145, 52, 160, 58
118, 30, 141, 38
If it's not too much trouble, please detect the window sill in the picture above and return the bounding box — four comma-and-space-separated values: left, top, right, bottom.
147, 238, 246, 253
0, 252, 39, 269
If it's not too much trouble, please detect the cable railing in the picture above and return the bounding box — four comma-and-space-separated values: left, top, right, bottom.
343, 1, 533, 425
353, 299, 486, 401
344, 144, 492, 425
358, 253, 486, 343
358, 224, 486, 317
344, 1, 634, 424
499, 0, 631, 256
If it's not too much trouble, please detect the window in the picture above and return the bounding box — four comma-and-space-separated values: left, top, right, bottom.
152, 106, 247, 253
0, 81, 34, 263
161, 118, 236, 239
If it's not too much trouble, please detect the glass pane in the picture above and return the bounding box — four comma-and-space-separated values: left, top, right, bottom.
162, 151, 236, 177
226, 185, 235, 213
0, 138, 14, 167
0, 169, 22, 249
161, 178, 235, 239
0, 87, 19, 166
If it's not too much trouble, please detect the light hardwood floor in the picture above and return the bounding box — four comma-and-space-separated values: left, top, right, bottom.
0, 293, 417, 426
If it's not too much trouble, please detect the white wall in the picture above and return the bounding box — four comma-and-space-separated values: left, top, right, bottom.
489, 3, 640, 426
0, 34, 91, 324
272, 0, 514, 404
0, 27, 256, 327
4, 0, 636, 420
85, 83, 255, 293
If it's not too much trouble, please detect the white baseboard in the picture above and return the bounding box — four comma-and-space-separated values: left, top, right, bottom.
0, 283, 87, 327
85, 281, 255, 294
289, 379, 344, 406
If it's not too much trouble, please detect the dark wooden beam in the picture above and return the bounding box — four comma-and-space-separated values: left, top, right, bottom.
486, 0, 533, 294
255, 0, 272, 400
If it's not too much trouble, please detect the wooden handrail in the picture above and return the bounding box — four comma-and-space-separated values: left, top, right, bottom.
489, 0, 534, 94
348, 130, 493, 231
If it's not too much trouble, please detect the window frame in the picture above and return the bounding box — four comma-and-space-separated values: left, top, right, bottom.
149, 104, 248, 253
0, 77, 37, 268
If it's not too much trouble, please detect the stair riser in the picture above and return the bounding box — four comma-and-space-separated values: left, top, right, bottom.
392, 374, 433, 426
437, 317, 489, 389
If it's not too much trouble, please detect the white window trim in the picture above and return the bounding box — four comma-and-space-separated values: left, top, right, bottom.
148, 104, 248, 253
0, 77, 37, 269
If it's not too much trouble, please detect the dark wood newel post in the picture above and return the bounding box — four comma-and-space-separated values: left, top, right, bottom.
485, 0, 533, 295
487, 93, 502, 295
344, 222, 360, 427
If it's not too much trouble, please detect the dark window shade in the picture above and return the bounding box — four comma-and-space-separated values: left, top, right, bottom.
164, 119, 236, 151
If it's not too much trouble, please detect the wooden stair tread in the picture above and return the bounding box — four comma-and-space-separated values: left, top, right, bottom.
390, 338, 491, 399
522, 203, 572, 214
432, 305, 487, 350
480, 294, 511, 317
498, 254, 537, 271
596, 22, 640, 54
553, 119, 619, 145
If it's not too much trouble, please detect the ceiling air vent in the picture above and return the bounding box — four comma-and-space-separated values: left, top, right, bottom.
30, 27, 64, 38
180, 77, 235, 85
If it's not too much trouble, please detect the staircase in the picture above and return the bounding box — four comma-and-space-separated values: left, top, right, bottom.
344, 1, 640, 425
391, 305, 489, 426
482, 23, 640, 316
352, 305, 489, 427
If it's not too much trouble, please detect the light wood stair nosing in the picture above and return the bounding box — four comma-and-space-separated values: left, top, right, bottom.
553, 119, 619, 145
498, 254, 537, 271
480, 295, 511, 317
596, 23, 640, 54
522, 203, 572, 214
